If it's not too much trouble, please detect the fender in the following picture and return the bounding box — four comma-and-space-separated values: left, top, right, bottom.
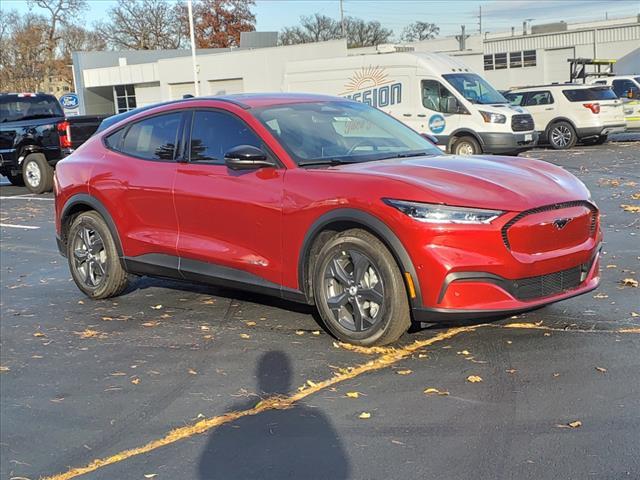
545, 116, 578, 137
298, 208, 423, 308
447, 128, 484, 150
60, 193, 124, 259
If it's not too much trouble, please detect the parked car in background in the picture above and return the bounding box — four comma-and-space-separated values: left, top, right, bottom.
55, 94, 601, 346
590, 75, 640, 131
0, 93, 105, 193
285, 52, 538, 156
505, 84, 625, 149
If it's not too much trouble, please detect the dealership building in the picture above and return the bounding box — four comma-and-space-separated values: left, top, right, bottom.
71, 16, 640, 116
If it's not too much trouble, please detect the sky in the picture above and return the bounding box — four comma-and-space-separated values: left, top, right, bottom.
2, 0, 639, 37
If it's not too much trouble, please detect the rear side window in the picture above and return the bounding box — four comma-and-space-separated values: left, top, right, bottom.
563, 88, 617, 102
120, 112, 182, 160
189, 110, 262, 163
105, 129, 125, 149
504, 92, 524, 106
525, 91, 553, 106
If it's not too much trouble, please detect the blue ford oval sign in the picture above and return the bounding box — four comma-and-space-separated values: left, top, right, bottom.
59, 93, 79, 110
428, 114, 446, 134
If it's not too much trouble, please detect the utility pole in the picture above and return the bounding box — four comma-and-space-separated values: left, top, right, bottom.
187, 0, 200, 97
455, 25, 470, 51
478, 5, 482, 35
340, 0, 346, 38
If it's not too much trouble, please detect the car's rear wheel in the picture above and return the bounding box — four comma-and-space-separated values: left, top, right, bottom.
548, 121, 576, 150
451, 136, 481, 155
67, 211, 128, 299
22, 153, 54, 194
312, 229, 411, 346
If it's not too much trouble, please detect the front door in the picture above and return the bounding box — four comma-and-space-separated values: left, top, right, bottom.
419, 79, 462, 144
173, 109, 285, 289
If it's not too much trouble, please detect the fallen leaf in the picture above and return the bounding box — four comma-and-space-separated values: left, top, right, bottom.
151, 304, 163, 309
295, 330, 305, 336
423, 387, 449, 396
76, 329, 100, 339
188, 369, 197, 375
553, 373, 560, 377
33, 331, 46, 337
239, 333, 250, 339
595, 367, 607, 373
543, 332, 551, 336
200, 325, 210, 331
245, 321, 256, 326
632, 193, 640, 200
457, 350, 471, 355
0, 366, 9, 372
144, 474, 158, 479
621, 278, 638, 288
605, 264, 618, 269
131, 378, 140, 385
593, 292, 609, 299
141, 321, 158, 327
621, 204, 640, 213
505, 369, 517, 374
631, 312, 639, 317
345, 391, 360, 398
312, 330, 320, 335
557, 420, 582, 429
466, 375, 483, 383
110, 372, 127, 376
396, 369, 412, 375
358, 412, 371, 419
306, 380, 317, 387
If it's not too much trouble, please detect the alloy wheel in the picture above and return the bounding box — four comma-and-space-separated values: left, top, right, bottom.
24, 161, 41, 189
551, 125, 572, 148
72, 226, 108, 288
323, 249, 385, 332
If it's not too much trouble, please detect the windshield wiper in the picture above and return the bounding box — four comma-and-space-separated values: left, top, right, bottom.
297, 158, 359, 167
382, 151, 435, 159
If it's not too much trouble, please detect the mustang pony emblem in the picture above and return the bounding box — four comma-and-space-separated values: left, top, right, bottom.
553, 218, 573, 230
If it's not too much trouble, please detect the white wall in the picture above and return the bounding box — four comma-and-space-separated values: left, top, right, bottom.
134, 82, 162, 107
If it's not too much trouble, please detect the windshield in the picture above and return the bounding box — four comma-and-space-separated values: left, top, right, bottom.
0, 94, 64, 123
253, 101, 441, 165
442, 73, 508, 105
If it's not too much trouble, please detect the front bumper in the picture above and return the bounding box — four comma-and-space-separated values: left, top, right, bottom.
478, 131, 539, 154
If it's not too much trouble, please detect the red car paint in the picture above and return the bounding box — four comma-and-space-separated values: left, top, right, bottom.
55, 94, 601, 321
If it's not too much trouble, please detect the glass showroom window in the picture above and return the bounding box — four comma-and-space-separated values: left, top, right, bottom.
113, 85, 137, 114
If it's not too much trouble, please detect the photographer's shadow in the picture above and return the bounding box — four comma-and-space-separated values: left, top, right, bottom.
198, 351, 350, 479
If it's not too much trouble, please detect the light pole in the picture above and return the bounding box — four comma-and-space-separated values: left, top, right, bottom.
187, 0, 200, 96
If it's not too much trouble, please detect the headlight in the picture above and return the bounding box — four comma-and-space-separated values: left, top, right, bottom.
479, 110, 506, 124
384, 199, 504, 224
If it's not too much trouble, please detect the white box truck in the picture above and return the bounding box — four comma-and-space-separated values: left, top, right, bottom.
284, 51, 539, 155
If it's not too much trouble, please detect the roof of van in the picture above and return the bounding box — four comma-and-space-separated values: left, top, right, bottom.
508, 83, 613, 92
285, 51, 473, 76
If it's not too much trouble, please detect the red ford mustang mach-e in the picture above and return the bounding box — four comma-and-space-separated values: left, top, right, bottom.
54, 94, 601, 346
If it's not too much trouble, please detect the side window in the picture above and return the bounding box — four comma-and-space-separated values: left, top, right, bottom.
120, 112, 182, 160
421, 80, 457, 113
105, 128, 125, 149
612, 79, 637, 97
504, 92, 524, 106
525, 91, 553, 106
189, 110, 262, 163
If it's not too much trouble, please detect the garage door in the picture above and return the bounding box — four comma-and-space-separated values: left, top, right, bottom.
169, 82, 200, 100
208, 78, 244, 95
545, 48, 575, 84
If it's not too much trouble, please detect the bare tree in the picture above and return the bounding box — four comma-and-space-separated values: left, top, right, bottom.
28, 0, 87, 91
400, 21, 440, 42
279, 13, 391, 48
95, 0, 186, 50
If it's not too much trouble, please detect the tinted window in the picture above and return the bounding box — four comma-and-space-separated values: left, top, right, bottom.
422, 79, 458, 113
121, 112, 182, 160
0, 94, 64, 122
525, 91, 553, 106
505, 92, 525, 106
612, 79, 638, 97
563, 87, 617, 102
189, 110, 262, 163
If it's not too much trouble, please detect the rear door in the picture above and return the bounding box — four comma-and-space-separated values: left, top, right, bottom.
173, 108, 285, 288
522, 90, 556, 132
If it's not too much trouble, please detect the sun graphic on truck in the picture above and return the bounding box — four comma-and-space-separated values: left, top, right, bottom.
341, 65, 402, 108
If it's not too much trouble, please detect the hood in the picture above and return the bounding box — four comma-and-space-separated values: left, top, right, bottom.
334, 155, 590, 212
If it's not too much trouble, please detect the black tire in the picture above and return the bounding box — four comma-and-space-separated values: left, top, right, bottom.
451, 136, 482, 155
312, 229, 411, 346
67, 211, 128, 299
547, 121, 577, 150
22, 153, 54, 194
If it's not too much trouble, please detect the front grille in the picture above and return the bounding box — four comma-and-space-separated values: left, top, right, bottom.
512, 264, 586, 300
501, 200, 598, 250
511, 114, 534, 132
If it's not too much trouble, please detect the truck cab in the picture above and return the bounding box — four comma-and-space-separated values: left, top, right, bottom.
284, 52, 538, 155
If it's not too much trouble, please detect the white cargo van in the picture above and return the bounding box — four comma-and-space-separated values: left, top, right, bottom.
284, 52, 538, 155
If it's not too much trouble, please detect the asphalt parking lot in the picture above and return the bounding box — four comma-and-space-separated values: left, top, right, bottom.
1, 139, 639, 480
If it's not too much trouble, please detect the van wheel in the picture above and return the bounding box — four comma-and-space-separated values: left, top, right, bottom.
22, 153, 54, 194
452, 136, 481, 155
67, 211, 129, 299
548, 122, 576, 150
312, 229, 411, 346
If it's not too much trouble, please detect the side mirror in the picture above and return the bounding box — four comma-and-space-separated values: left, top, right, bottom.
444, 96, 463, 114
420, 133, 439, 144
224, 145, 275, 170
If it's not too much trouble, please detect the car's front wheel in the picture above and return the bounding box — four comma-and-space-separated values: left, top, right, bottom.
67, 211, 128, 299
451, 136, 482, 155
312, 229, 411, 346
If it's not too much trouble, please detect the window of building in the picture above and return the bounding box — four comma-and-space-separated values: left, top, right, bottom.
189, 110, 262, 163
114, 84, 137, 114
509, 51, 522, 68
120, 112, 182, 160
483, 54, 494, 71
494, 53, 507, 70
523, 50, 536, 67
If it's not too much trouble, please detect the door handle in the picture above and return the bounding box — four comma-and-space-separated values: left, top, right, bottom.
545, 107, 554, 111
417, 114, 426, 118
403, 113, 412, 117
